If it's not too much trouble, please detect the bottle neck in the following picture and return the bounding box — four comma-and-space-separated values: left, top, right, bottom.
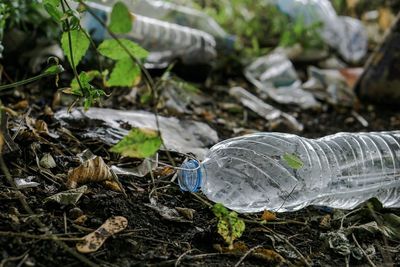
178, 159, 204, 192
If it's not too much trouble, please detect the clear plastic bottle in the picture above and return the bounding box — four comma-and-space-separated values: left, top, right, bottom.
91, 0, 235, 50
82, 2, 217, 68
178, 132, 400, 213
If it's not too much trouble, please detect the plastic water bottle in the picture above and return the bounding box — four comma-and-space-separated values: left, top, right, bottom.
178, 132, 400, 213
82, 2, 217, 68
90, 0, 235, 50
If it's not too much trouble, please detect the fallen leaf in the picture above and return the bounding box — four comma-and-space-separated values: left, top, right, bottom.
76, 216, 128, 253
44, 186, 87, 205
67, 156, 113, 189
320, 214, 332, 229
110, 128, 162, 159
261, 210, 277, 222
145, 198, 193, 223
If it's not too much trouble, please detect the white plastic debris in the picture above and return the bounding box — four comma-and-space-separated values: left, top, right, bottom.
229, 87, 303, 132
274, 0, 367, 63
244, 51, 320, 109
55, 108, 218, 159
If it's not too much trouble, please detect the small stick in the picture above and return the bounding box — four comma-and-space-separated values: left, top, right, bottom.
352, 233, 377, 267
234, 245, 262, 267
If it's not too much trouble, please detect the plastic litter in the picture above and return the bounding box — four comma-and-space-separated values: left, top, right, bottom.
303, 66, 356, 107
91, 0, 235, 50
83, 1, 217, 68
229, 87, 303, 132
15, 176, 40, 189
273, 0, 367, 63
55, 108, 218, 159
178, 131, 400, 213
244, 51, 320, 109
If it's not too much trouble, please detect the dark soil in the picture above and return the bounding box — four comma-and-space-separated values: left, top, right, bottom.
0, 62, 400, 267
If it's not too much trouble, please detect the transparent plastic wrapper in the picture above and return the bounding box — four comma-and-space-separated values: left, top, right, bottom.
82, 2, 217, 68
229, 87, 303, 132
55, 108, 218, 159
178, 131, 400, 213
303, 66, 356, 107
274, 0, 367, 63
244, 51, 320, 109
91, 0, 235, 50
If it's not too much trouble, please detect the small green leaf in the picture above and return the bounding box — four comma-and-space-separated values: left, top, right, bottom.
70, 70, 101, 95
98, 39, 148, 60
61, 29, 90, 68
44, 3, 63, 22
110, 128, 162, 158
282, 153, 303, 169
109, 2, 132, 34
212, 203, 245, 249
106, 58, 140, 87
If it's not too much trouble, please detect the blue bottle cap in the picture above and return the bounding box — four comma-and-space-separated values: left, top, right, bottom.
178, 159, 202, 192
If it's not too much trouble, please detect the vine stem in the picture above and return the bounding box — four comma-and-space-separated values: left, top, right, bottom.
61, 0, 85, 96
0, 68, 63, 91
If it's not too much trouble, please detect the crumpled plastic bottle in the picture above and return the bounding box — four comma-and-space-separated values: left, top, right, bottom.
82, 1, 218, 68
273, 0, 367, 63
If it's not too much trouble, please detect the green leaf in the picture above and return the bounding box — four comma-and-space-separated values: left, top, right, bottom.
98, 39, 148, 60
106, 58, 140, 87
61, 29, 90, 68
110, 128, 162, 158
44, 3, 63, 22
70, 70, 101, 96
212, 203, 245, 249
282, 153, 303, 169
109, 2, 132, 34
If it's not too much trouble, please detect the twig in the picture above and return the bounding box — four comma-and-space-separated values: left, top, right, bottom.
339, 208, 362, 229
61, 0, 84, 95
234, 245, 262, 267
174, 249, 196, 267
352, 233, 377, 267
0, 230, 82, 241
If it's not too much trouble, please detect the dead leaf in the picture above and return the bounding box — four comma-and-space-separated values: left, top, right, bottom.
145, 198, 193, 223
320, 214, 332, 229
11, 100, 29, 110
74, 215, 88, 225
44, 186, 87, 205
76, 216, 128, 254
103, 180, 123, 192
253, 247, 286, 264
175, 207, 195, 220
67, 156, 113, 189
379, 7, 395, 31
261, 210, 277, 222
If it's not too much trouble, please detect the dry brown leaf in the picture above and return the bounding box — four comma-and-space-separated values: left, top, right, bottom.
74, 215, 88, 225
103, 180, 123, 192
253, 247, 286, 264
379, 7, 395, 31
67, 156, 113, 189
320, 214, 332, 229
76, 216, 128, 254
261, 210, 277, 222
11, 100, 29, 110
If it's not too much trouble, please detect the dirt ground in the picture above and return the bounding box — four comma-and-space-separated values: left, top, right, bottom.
0, 67, 400, 267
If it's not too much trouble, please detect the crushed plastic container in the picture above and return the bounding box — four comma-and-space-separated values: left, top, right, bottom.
244, 51, 320, 109
178, 131, 400, 213
272, 0, 367, 63
82, 1, 217, 68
